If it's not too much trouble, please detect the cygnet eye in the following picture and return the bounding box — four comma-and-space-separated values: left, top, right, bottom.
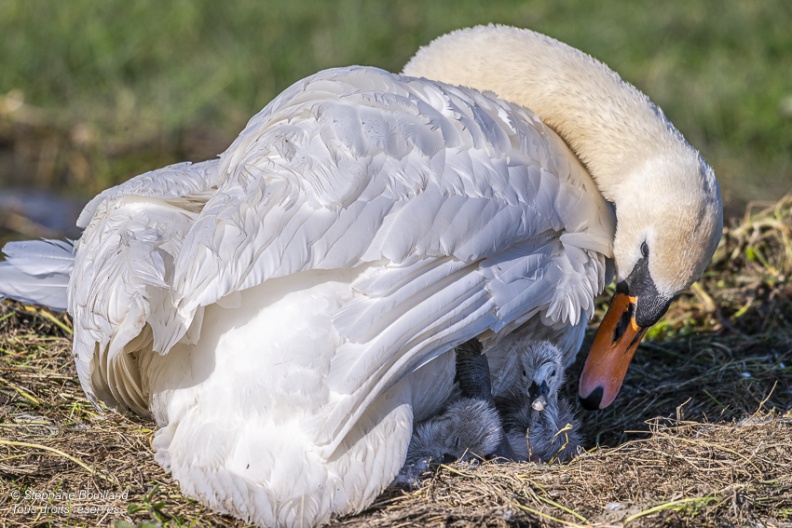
549, 368, 557, 379
641, 241, 649, 258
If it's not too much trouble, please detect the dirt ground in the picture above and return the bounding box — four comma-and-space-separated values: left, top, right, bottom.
1, 197, 790, 528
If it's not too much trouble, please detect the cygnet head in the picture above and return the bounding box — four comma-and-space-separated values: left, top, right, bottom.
516, 341, 565, 412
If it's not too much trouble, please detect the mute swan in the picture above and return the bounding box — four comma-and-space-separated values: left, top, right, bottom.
495, 341, 582, 462
0, 24, 722, 527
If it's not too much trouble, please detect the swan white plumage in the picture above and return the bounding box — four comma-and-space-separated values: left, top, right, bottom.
0, 25, 722, 527
402, 25, 722, 409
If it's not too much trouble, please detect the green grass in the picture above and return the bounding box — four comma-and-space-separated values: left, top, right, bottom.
0, 0, 790, 209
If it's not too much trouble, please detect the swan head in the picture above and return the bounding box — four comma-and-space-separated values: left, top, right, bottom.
579, 150, 723, 410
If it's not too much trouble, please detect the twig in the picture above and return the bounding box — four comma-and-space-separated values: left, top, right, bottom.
0, 376, 40, 405
534, 494, 590, 523
22, 305, 73, 335
509, 499, 590, 528
0, 438, 115, 483
624, 496, 718, 524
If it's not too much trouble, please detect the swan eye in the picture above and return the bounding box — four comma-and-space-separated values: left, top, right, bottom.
641, 241, 649, 258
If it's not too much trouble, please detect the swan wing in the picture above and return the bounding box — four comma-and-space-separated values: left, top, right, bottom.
173, 66, 612, 324
65, 67, 614, 525
163, 67, 613, 450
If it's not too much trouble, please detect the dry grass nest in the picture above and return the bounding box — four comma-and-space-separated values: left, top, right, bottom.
1, 196, 791, 528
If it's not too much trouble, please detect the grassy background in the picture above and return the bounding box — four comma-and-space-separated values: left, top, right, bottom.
0, 0, 790, 218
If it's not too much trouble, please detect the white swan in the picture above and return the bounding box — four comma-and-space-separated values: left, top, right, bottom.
0, 25, 722, 527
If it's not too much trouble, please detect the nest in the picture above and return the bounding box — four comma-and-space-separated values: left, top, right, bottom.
1, 197, 791, 527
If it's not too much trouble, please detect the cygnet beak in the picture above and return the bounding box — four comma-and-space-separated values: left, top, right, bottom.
529, 380, 550, 411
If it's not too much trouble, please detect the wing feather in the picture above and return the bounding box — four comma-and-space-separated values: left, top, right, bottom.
2, 239, 75, 275
155, 67, 614, 448
0, 239, 75, 310
71, 67, 615, 447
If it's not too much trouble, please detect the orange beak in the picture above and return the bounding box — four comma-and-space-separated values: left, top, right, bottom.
579, 292, 648, 410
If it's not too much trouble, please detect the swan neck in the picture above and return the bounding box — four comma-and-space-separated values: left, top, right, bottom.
403, 25, 686, 203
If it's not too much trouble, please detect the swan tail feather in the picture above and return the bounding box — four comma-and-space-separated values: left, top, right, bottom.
0, 238, 75, 311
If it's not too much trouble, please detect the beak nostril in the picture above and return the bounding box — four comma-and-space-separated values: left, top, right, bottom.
612, 302, 635, 343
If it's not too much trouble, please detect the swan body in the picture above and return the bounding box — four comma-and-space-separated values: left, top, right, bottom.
0, 24, 723, 528
70, 65, 611, 526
